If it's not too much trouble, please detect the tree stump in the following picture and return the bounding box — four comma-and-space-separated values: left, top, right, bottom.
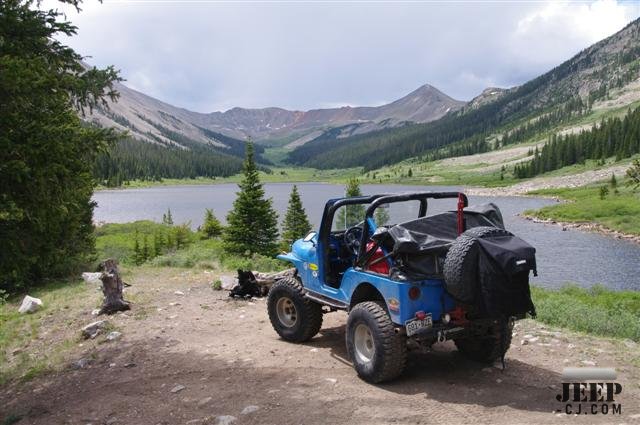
98, 259, 131, 315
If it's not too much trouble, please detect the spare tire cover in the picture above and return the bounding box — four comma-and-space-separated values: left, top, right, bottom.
443, 226, 512, 303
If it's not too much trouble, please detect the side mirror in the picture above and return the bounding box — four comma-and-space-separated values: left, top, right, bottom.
303, 231, 317, 245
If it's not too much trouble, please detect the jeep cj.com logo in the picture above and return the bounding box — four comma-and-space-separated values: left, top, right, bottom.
556, 367, 623, 415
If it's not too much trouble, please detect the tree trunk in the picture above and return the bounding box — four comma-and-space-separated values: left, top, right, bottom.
252, 268, 296, 288
98, 259, 131, 315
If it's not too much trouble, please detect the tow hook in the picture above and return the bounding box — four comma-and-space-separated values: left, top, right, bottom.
437, 331, 446, 343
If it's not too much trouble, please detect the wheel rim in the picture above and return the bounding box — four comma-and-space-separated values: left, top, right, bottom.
276, 297, 297, 327
354, 323, 375, 363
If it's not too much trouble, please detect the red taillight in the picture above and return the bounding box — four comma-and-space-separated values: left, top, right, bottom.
415, 310, 427, 320
408, 286, 421, 300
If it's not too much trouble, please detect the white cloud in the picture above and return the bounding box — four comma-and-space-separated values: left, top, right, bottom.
36, 1, 640, 112
510, 0, 639, 67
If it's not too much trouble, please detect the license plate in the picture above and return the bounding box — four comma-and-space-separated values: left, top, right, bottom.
405, 315, 433, 336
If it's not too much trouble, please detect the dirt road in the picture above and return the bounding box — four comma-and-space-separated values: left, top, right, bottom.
2, 268, 639, 424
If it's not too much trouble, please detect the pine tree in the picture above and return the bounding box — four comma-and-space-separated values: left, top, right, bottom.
281, 185, 312, 247
153, 231, 163, 257
133, 230, 142, 265
163, 208, 174, 226
374, 206, 390, 226
223, 143, 279, 256
336, 178, 365, 229
599, 185, 609, 200
201, 208, 223, 239
0, 0, 121, 293
627, 159, 640, 191
610, 173, 617, 189
142, 235, 150, 262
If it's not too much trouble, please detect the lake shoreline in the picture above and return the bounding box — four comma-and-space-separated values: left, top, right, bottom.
520, 213, 640, 246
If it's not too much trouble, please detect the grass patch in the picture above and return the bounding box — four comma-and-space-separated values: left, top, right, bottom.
532, 285, 640, 341
149, 238, 286, 272
526, 183, 640, 235
0, 279, 94, 384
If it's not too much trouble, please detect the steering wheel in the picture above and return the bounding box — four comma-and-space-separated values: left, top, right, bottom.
343, 225, 364, 255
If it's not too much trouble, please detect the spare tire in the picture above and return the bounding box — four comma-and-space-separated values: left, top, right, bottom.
443, 226, 512, 303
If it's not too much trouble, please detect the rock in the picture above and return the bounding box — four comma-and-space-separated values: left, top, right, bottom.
520, 339, 529, 346
241, 405, 259, 415
18, 295, 43, 314
523, 334, 533, 339
81, 272, 103, 286
11, 348, 23, 356
325, 378, 337, 384
71, 358, 91, 369
309, 348, 318, 353
124, 362, 136, 368
197, 396, 212, 407
481, 367, 493, 373
496, 378, 502, 384
527, 337, 540, 343
106, 331, 122, 342
109, 363, 117, 368
174, 291, 185, 296
581, 360, 597, 366
170, 384, 186, 393
91, 309, 100, 316
81, 320, 109, 339
169, 302, 181, 306
219, 276, 237, 291
214, 415, 236, 425
105, 418, 118, 425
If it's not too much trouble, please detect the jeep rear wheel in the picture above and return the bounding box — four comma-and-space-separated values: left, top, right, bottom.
267, 277, 323, 342
346, 301, 406, 383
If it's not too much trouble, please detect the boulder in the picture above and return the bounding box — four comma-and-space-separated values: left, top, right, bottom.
81, 320, 110, 339
106, 331, 122, 341
18, 295, 43, 314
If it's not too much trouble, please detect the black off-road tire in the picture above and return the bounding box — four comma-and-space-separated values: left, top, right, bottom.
267, 277, 323, 343
443, 226, 512, 303
454, 324, 513, 363
346, 301, 407, 383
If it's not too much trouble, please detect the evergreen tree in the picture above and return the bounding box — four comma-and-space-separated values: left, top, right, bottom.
163, 208, 174, 226
599, 185, 609, 200
281, 185, 312, 247
133, 230, 142, 265
153, 231, 163, 257
336, 178, 365, 229
374, 206, 390, 226
223, 143, 279, 256
201, 208, 223, 239
0, 0, 121, 292
142, 235, 150, 262
627, 159, 640, 191
610, 173, 617, 189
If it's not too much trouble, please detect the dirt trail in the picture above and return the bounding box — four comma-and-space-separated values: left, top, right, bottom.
467, 164, 630, 197
1, 268, 639, 424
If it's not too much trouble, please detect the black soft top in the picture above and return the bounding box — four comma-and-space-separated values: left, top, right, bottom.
374, 203, 505, 255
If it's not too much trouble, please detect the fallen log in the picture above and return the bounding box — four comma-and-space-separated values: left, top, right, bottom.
229, 268, 296, 298
98, 259, 131, 314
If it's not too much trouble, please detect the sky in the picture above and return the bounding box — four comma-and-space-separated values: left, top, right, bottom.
45, 0, 640, 113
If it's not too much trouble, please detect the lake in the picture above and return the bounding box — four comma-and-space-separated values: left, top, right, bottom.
93, 183, 640, 291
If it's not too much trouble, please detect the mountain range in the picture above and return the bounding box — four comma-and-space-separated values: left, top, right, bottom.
90, 17, 640, 180
89, 80, 465, 151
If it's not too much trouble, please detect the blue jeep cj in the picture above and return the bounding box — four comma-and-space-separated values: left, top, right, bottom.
268, 191, 537, 383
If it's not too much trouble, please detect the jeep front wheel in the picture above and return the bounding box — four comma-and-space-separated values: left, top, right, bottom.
346, 301, 407, 383
267, 277, 323, 343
